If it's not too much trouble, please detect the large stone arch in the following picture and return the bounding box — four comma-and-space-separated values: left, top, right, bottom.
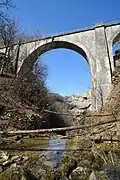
19, 40, 94, 77
18, 40, 96, 109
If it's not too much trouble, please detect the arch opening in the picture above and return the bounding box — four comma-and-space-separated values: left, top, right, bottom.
19, 41, 92, 132
36, 48, 92, 132
38, 48, 92, 96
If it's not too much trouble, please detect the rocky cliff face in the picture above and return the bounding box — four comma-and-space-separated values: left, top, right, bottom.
48, 91, 92, 128
65, 92, 91, 113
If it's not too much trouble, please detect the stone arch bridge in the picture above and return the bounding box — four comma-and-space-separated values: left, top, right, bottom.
1, 22, 120, 110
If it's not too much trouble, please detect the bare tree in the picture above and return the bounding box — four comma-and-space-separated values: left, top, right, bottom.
11, 35, 49, 112
0, 21, 18, 75
0, 0, 18, 75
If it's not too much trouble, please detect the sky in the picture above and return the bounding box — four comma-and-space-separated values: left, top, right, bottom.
12, 0, 120, 96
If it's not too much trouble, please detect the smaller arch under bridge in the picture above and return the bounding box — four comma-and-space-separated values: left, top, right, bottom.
1, 22, 120, 110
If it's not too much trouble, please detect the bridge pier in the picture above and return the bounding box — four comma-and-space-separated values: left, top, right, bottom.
94, 25, 113, 109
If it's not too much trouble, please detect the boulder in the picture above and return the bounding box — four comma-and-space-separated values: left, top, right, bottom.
70, 166, 90, 180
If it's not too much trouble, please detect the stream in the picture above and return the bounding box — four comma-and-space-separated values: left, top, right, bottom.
41, 136, 67, 169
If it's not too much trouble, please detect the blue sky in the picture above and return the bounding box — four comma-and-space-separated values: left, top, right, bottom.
12, 0, 120, 96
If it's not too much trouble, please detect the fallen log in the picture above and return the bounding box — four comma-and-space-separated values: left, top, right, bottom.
0, 116, 119, 135
0, 146, 91, 151
43, 109, 114, 117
